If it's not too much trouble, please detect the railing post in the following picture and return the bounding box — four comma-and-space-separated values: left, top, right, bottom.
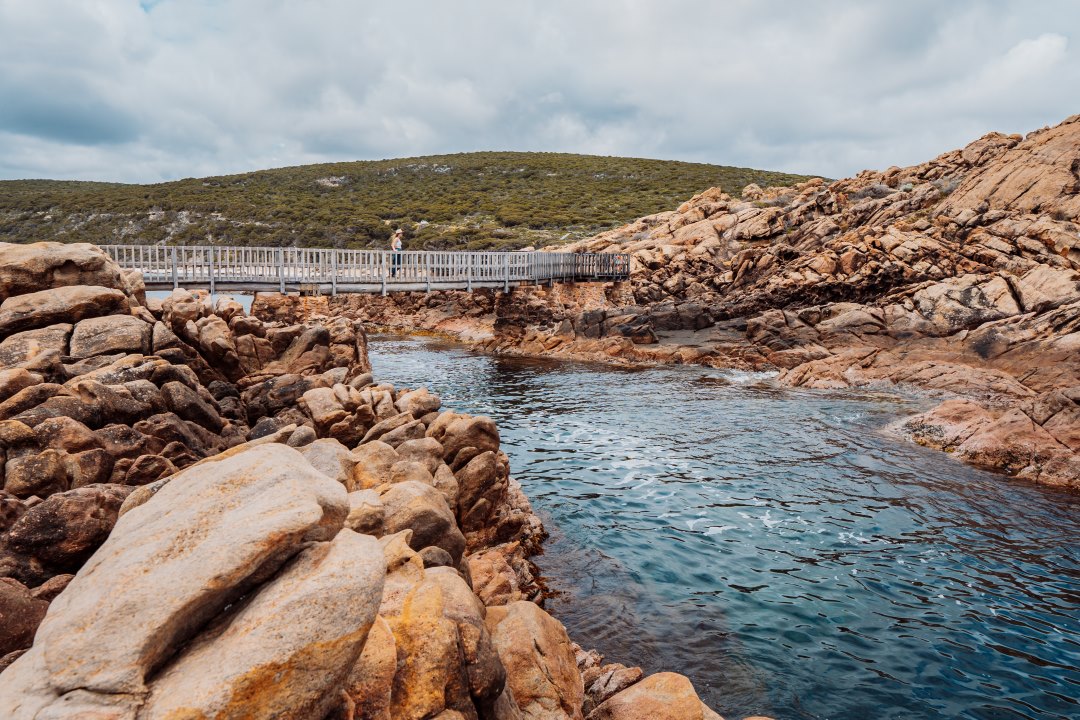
467, 253, 473, 292
331, 250, 338, 296
171, 246, 178, 290
208, 245, 216, 300
425, 253, 431, 293
278, 248, 285, 293
502, 252, 509, 293
381, 252, 387, 296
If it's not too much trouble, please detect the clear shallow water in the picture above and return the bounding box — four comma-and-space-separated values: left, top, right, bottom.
369, 334, 1080, 720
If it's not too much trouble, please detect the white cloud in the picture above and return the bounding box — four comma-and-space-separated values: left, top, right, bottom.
0, 0, 1077, 182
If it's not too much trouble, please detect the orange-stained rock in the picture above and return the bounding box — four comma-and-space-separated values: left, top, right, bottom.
585, 672, 718, 720
487, 600, 585, 720
140, 530, 385, 720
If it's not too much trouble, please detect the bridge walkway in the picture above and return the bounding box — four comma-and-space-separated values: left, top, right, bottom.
102, 245, 631, 295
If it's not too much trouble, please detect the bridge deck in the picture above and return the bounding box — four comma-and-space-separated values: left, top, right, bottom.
102, 245, 630, 295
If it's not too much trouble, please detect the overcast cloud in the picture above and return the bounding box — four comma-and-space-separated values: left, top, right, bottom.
0, 0, 1077, 183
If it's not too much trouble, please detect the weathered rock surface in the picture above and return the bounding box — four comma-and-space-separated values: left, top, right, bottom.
141, 530, 384, 720
0, 444, 351, 718
487, 600, 585, 720
0, 285, 130, 339
381, 480, 467, 565
69, 314, 152, 359
0, 577, 48, 657
0, 242, 125, 302
585, 672, 718, 720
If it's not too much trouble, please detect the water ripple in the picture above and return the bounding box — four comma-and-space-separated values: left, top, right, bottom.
370, 335, 1080, 720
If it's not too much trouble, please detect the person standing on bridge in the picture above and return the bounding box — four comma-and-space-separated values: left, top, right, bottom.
390, 228, 404, 278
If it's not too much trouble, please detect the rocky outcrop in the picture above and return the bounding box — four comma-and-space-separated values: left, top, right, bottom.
587, 115, 1080, 487
0, 242, 370, 600
262, 115, 1080, 489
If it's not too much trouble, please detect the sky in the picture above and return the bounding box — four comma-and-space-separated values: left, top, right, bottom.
0, 0, 1077, 184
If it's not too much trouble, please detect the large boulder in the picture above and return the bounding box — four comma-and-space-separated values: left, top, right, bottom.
363, 411, 426, 447
3, 448, 68, 498
141, 530, 385, 720
300, 437, 356, 485
4, 484, 133, 583
379, 569, 508, 719
160, 380, 225, 433
0, 286, 128, 340
344, 489, 385, 535
0, 242, 125, 303
350, 439, 400, 490
487, 600, 585, 720
395, 437, 446, 475
0, 577, 49, 656
380, 480, 466, 565
68, 315, 152, 359
455, 450, 509, 530
0, 383, 65, 422
0, 368, 41, 403
338, 615, 397, 720
0, 444, 348, 717
300, 386, 348, 430
0, 324, 71, 368
585, 672, 716, 720
396, 387, 442, 418
427, 412, 501, 464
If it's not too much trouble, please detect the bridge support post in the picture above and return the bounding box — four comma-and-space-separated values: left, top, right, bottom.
171, 247, 178, 290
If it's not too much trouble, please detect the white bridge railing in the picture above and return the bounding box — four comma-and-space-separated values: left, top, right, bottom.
101, 245, 630, 295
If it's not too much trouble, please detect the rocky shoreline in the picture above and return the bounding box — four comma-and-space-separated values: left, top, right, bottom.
256, 114, 1080, 491
0, 242, 736, 719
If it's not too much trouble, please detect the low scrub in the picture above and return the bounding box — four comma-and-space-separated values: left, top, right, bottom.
0, 151, 814, 250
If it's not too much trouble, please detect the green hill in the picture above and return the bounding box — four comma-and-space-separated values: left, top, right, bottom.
0, 152, 815, 250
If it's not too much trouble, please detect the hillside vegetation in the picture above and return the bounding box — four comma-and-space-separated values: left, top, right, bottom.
0, 152, 813, 250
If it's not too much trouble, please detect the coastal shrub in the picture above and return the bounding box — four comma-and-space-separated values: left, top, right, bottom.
0, 152, 814, 250
932, 177, 960, 196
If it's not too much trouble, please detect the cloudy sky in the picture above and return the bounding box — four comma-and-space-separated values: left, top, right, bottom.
1, 0, 1077, 183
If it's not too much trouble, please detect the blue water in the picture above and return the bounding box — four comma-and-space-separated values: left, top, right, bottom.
369, 334, 1080, 720
145, 290, 255, 312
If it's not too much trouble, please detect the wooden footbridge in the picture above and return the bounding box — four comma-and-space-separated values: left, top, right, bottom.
102, 245, 630, 295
